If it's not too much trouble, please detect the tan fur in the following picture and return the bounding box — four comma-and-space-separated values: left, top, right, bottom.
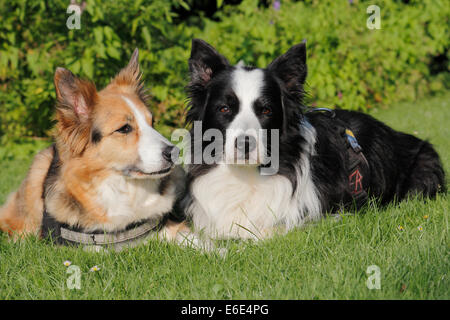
45, 91, 156, 229
41, 54, 148, 230
161, 220, 191, 241
0, 49, 190, 244
0, 147, 53, 236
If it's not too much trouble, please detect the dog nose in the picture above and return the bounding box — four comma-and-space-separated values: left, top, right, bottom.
235, 135, 256, 154
162, 145, 179, 163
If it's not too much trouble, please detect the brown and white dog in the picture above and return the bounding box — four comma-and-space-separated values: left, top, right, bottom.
0, 49, 192, 249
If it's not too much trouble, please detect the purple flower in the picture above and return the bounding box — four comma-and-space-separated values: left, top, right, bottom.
338, 91, 343, 99
348, 0, 354, 4
273, 0, 281, 11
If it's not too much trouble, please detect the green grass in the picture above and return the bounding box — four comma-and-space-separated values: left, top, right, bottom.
0, 93, 449, 299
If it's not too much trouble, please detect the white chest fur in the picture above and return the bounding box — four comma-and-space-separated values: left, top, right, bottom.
188, 162, 321, 239
95, 175, 175, 232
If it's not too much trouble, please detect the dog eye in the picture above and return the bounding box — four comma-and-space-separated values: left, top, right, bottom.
261, 107, 272, 115
219, 106, 231, 113
116, 124, 132, 134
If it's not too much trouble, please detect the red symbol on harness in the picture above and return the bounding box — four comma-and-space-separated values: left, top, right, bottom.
349, 169, 363, 194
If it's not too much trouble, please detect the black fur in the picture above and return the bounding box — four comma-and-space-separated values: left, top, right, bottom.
42, 144, 60, 200
304, 109, 446, 211
91, 128, 102, 144
184, 39, 446, 216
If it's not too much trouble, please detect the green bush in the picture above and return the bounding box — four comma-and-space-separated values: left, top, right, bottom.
0, 0, 448, 140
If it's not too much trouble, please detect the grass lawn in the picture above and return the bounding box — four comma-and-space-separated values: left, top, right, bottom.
0, 93, 449, 300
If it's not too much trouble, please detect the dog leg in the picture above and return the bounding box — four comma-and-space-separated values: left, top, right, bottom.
157, 220, 225, 254
402, 141, 446, 199
0, 146, 54, 237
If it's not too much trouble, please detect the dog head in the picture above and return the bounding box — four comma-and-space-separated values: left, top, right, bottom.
54, 49, 178, 179
187, 39, 307, 166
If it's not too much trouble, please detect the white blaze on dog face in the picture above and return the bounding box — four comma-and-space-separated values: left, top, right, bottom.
88, 92, 174, 179
225, 67, 266, 164
78, 47, 176, 179
121, 96, 173, 176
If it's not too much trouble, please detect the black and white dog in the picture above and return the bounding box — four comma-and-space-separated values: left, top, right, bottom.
181, 39, 446, 239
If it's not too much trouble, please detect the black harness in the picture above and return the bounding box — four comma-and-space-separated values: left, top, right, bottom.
305, 108, 370, 208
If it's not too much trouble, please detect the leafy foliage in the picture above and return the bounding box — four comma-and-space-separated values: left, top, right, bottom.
0, 0, 448, 139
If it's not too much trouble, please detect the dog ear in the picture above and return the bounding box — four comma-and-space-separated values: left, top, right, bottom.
54, 67, 97, 121
111, 48, 149, 104
267, 41, 307, 101
186, 40, 230, 124
54, 67, 97, 155
188, 39, 230, 87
